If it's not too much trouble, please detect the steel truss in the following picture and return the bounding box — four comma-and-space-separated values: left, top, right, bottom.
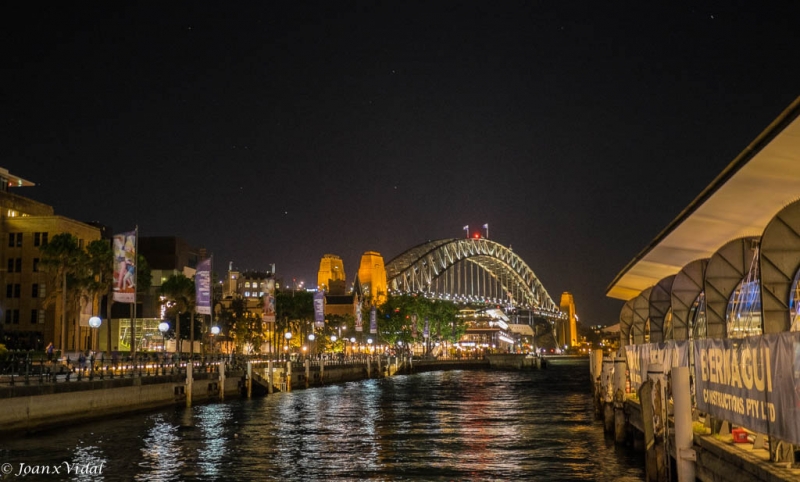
385, 238, 559, 314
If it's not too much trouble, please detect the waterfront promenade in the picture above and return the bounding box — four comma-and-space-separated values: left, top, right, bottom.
0, 352, 500, 436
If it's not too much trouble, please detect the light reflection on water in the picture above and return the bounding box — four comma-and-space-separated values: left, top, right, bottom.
1, 359, 644, 481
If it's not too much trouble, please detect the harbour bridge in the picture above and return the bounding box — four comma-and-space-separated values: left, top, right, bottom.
383, 237, 564, 322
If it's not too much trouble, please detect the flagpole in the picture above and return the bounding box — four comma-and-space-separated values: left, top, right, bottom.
484, 223, 489, 239
132, 226, 139, 357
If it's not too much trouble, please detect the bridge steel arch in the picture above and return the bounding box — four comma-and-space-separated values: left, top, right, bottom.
385, 238, 559, 313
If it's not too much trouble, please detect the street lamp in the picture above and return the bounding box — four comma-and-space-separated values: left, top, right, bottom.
350, 337, 356, 356
88, 316, 102, 353
158, 321, 169, 360
285, 332, 292, 359
330, 334, 337, 353
367, 338, 373, 354
211, 325, 220, 355
308, 333, 315, 356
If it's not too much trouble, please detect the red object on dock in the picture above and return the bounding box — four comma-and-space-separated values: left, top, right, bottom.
732, 428, 748, 443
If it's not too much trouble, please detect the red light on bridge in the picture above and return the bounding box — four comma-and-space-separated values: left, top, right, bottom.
473, 233, 480, 238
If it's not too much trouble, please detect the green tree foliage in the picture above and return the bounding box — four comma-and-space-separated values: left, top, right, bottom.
38, 233, 89, 350
159, 274, 195, 349
275, 290, 313, 351
375, 295, 463, 353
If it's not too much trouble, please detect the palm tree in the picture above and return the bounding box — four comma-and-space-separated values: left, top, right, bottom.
85, 239, 114, 354
160, 274, 194, 354
39, 233, 87, 352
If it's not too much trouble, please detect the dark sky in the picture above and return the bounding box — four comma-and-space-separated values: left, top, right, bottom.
3, 2, 799, 325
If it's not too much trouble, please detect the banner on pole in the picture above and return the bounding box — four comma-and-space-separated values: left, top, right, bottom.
355, 298, 363, 332
423, 317, 430, 339
314, 291, 325, 329
369, 306, 377, 334
112, 231, 136, 303
262, 279, 276, 323
195, 258, 212, 315
411, 313, 418, 338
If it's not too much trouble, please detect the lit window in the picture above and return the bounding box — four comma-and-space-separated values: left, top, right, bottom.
244, 291, 250, 297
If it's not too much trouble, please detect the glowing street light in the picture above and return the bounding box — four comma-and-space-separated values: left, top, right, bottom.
158, 321, 169, 357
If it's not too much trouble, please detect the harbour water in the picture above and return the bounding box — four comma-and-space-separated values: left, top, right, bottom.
1, 359, 644, 481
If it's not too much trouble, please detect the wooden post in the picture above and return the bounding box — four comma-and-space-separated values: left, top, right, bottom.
613, 349, 627, 443
320, 359, 325, 384
591, 350, 603, 419
185, 361, 193, 408
267, 360, 273, 394
367, 356, 371, 378
641, 363, 668, 482
218, 359, 225, 401
286, 361, 292, 392
304, 359, 310, 388
246, 361, 252, 398
602, 355, 615, 433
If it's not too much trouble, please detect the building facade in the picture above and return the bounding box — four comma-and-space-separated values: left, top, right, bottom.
0, 167, 101, 350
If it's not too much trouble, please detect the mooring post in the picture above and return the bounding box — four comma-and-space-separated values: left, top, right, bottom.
613, 348, 627, 443
304, 359, 310, 388
602, 355, 615, 433
219, 359, 226, 401
367, 356, 372, 378
186, 361, 193, 408
246, 361, 252, 398
673, 366, 696, 482
591, 350, 603, 419
642, 363, 667, 482
320, 359, 325, 384
286, 361, 292, 392
267, 360, 274, 394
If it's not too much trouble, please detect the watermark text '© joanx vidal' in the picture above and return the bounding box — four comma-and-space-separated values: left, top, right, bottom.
1, 462, 105, 477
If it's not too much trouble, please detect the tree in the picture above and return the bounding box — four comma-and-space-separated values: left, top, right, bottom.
85, 239, 114, 354
39, 233, 88, 351
160, 274, 194, 354
276, 290, 313, 354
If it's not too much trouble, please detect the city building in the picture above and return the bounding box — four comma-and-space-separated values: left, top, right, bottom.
0, 167, 102, 350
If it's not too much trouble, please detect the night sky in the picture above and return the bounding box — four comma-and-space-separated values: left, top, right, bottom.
4, 2, 799, 325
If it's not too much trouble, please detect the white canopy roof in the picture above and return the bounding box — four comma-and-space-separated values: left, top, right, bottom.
607, 97, 800, 300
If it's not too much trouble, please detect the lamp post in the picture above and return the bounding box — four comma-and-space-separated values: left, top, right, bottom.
158, 321, 169, 360
350, 337, 356, 356
88, 316, 102, 353
284, 332, 292, 360
211, 325, 220, 355
308, 333, 315, 356
330, 334, 337, 354
367, 338, 373, 354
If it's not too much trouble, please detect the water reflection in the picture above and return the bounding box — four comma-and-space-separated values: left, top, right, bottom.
2, 359, 644, 481
136, 415, 183, 482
